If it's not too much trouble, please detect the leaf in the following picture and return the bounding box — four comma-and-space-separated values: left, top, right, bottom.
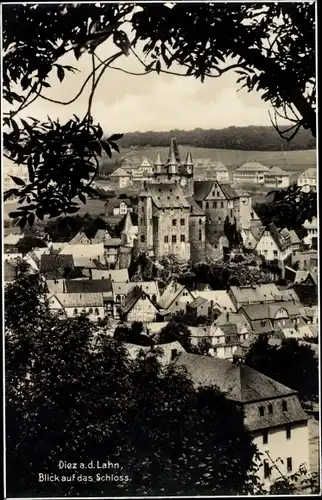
27, 157, 35, 183
91, 141, 102, 156
20, 118, 34, 136
108, 133, 123, 141
57, 66, 65, 82
156, 60, 161, 74
41, 82, 51, 88
28, 213, 35, 227
18, 217, 27, 230
66, 206, 80, 214
109, 141, 119, 153
9, 175, 26, 186
21, 75, 31, 91
10, 119, 20, 142
78, 194, 87, 204
3, 189, 19, 201
100, 140, 112, 158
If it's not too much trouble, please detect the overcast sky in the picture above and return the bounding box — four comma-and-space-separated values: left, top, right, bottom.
11, 19, 290, 134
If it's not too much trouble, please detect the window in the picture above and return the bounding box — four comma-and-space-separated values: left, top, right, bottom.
74, 308, 78, 314
89, 308, 93, 314
273, 250, 278, 257
282, 400, 288, 412
199, 230, 202, 241
140, 218, 144, 225
199, 219, 202, 225
213, 201, 217, 208
180, 235, 185, 242
141, 206, 144, 213
95, 308, 99, 315
263, 430, 268, 444
220, 202, 224, 208
268, 404, 273, 414
172, 235, 177, 243
206, 202, 209, 209
287, 457, 292, 472
180, 218, 185, 226
164, 235, 169, 243
140, 234, 145, 243
264, 460, 270, 479
259, 406, 265, 417
286, 424, 291, 440
172, 219, 177, 226
217, 191, 220, 197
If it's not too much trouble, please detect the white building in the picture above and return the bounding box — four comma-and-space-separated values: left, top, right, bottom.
297, 168, 317, 193
108, 167, 131, 188
175, 353, 310, 489
233, 162, 270, 185
47, 292, 105, 321
208, 162, 230, 182
303, 217, 318, 248
264, 166, 290, 188
255, 224, 292, 262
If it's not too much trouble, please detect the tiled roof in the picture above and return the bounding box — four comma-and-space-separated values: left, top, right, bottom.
298, 167, 316, 179
60, 242, 105, 258
91, 269, 129, 282
209, 161, 228, 171
193, 290, 236, 312
186, 196, 205, 216
175, 352, 295, 403
158, 280, 187, 309
220, 183, 238, 200
121, 286, 145, 313
68, 232, 90, 244
123, 341, 185, 365
281, 325, 315, 339
144, 183, 190, 209
193, 181, 214, 201
239, 301, 301, 321
65, 279, 112, 294
93, 229, 111, 241
188, 296, 208, 309
214, 311, 249, 327
45, 279, 66, 294
235, 162, 270, 172
110, 167, 130, 177
267, 166, 289, 176
40, 254, 74, 276
289, 230, 301, 245
53, 292, 104, 308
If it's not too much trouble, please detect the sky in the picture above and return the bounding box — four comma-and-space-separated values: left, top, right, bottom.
6, 7, 291, 135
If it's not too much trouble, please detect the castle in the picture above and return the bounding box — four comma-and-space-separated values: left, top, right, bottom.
138, 138, 252, 262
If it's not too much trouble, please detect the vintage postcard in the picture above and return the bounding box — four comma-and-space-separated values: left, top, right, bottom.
2, 1, 320, 498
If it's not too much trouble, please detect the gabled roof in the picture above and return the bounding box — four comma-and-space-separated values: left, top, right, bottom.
193, 181, 214, 201
235, 162, 270, 172
187, 296, 209, 309
298, 167, 316, 179
40, 254, 74, 276
45, 279, 66, 294
159, 280, 188, 309
91, 269, 129, 282
92, 229, 111, 242
257, 223, 291, 252
110, 167, 130, 177
220, 183, 238, 200
239, 301, 301, 321
193, 290, 236, 312
65, 279, 112, 294
209, 161, 227, 171
121, 286, 158, 314
68, 231, 90, 245
52, 292, 104, 308
175, 353, 296, 403
268, 166, 289, 176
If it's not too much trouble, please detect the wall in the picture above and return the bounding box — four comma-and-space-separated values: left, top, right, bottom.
154, 207, 191, 261
251, 422, 309, 486
189, 215, 206, 262
256, 233, 291, 261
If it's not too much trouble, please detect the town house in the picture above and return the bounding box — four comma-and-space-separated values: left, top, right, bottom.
175, 353, 310, 488
120, 286, 160, 323
255, 224, 292, 262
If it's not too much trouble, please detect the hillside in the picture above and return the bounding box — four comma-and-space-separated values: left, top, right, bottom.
99, 146, 316, 176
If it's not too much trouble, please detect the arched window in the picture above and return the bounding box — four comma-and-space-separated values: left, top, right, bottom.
116, 295, 121, 302
95, 308, 99, 315
74, 308, 78, 315
89, 307, 93, 314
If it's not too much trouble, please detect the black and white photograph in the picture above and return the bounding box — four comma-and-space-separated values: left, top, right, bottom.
2, 1, 320, 497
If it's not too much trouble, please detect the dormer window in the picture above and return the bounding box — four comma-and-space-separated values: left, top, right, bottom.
259, 406, 265, 417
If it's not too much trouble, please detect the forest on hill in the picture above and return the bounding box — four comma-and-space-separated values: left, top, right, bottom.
118, 126, 315, 151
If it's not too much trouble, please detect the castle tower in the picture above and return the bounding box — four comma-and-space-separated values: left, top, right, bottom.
167, 147, 179, 175
154, 152, 163, 175
167, 137, 181, 164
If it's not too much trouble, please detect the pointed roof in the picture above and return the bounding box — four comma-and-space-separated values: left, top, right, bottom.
69, 231, 90, 245
167, 137, 181, 164
154, 152, 164, 166
184, 150, 194, 166
122, 211, 133, 233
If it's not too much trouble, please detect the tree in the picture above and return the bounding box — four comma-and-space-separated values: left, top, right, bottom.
6, 274, 260, 497
158, 320, 193, 352
254, 184, 317, 231
245, 335, 318, 403
16, 234, 47, 255
3, 3, 316, 226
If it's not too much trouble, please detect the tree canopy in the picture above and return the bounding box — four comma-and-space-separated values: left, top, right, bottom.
3, 2, 316, 226
245, 334, 318, 403
6, 273, 261, 496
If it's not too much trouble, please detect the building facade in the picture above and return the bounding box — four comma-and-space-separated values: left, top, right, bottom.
297, 168, 317, 193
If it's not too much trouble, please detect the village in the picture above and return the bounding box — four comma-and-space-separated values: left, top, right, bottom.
3, 137, 319, 491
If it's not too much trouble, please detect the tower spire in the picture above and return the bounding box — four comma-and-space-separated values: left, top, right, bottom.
167, 137, 181, 164
184, 149, 194, 166
154, 152, 163, 166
